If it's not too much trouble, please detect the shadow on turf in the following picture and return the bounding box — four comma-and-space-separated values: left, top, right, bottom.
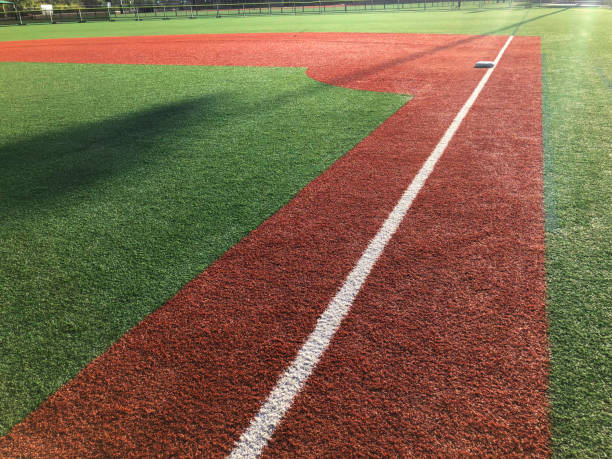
325, 7, 569, 89
2, 71, 396, 217
0, 95, 230, 213
491, 6, 570, 34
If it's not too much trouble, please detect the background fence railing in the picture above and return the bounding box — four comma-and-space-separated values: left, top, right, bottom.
0, 0, 581, 26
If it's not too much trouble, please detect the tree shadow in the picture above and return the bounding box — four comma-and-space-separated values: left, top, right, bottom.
489, 5, 570, 34
0, 94, 232, 215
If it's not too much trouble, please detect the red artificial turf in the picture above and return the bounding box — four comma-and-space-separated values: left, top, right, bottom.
0, 33, 549, 456
265, 37, 549, 457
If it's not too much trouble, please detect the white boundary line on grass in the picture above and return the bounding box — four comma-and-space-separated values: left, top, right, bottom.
229, 35, 514, 459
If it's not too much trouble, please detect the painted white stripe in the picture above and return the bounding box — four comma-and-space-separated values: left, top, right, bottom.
229, 35, 514, 459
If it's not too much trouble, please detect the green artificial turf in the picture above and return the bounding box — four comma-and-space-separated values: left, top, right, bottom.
0, 5, 579, 41
534, 11, 612, 457
0, 62, 409, 435
1, 6, 610, 456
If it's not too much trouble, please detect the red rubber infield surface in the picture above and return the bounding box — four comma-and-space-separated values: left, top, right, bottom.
0, 33, 549, 457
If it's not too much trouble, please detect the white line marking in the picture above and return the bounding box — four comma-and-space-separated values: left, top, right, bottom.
229, 35, 514, 459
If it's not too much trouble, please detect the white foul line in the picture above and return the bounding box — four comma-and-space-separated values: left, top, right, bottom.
229, 35, 514, 459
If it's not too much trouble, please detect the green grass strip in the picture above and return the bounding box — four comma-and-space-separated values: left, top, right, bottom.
531, 11, 611, 456
0, 7, 582, 41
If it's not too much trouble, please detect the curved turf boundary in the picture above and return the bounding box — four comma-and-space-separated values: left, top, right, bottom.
0, 33, 548, 456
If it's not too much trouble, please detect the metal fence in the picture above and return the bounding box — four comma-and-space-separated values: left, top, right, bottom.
1, 0, 550, 26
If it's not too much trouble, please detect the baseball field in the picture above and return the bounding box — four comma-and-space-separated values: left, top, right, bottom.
0, 5, 610, 457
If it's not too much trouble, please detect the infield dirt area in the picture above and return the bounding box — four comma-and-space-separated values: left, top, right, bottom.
0, 33, 549, 456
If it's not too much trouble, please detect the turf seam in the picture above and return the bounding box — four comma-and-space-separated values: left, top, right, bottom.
594, 67, 612, 91
541, 52, 559, 233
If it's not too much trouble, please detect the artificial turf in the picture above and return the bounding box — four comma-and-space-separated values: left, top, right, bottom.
1, 6, 610, 456
0, 61, 408, 435
536, 11, 612, 455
